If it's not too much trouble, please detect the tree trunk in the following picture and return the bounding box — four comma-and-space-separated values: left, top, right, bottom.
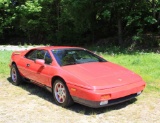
152, 0, 156, 18
158, 12, 160, 33
55, 0, 61, 42
56, 0, 60, 31
118, 18, 123, 46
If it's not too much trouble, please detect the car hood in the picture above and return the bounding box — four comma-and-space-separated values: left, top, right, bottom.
62, 62, 142, 90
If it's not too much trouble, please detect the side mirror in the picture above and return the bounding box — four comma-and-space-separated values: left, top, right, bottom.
35, 59, 45, 67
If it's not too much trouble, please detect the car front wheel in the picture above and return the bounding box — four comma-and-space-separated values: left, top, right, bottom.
53, 79, 73, 107
10, 64, 22, 85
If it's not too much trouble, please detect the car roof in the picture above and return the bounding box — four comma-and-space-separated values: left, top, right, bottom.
34, 46, 84, 50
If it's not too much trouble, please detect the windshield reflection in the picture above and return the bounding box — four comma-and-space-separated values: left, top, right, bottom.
52, 49, 107, 66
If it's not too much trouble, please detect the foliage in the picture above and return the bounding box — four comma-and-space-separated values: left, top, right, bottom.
0, 0, 160, 47
0, 0, 14, 36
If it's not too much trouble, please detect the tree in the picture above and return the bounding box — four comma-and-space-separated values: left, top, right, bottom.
0, 0, 159, 47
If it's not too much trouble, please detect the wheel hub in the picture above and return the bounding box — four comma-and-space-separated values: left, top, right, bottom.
55, 82, 66, 103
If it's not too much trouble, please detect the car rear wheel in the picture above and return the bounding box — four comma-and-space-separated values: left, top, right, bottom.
53, 79, 73, 107
10, 64, 23, 85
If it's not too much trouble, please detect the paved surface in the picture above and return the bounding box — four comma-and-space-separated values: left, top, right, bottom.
0, 45, 41, 51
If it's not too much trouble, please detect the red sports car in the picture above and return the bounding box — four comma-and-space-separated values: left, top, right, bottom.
9, 46, 146, 108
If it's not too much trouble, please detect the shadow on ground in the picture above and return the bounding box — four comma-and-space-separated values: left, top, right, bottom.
7, 77, 137, 115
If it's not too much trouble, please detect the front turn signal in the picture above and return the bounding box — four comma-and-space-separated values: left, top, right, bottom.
101, 94, 111, 100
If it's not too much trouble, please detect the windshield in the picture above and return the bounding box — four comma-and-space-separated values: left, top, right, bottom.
51, 49, 107, 66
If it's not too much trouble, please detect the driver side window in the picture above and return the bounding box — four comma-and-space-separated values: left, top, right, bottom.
25, 49, 52, 65
26, 50, 37, 60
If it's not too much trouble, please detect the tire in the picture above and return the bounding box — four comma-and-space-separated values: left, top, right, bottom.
10, 64, 23, 86
53, 79, 73, 107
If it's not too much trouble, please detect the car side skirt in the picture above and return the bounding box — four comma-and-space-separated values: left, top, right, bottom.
23, 78, 52, 93
72, 92, 140, 108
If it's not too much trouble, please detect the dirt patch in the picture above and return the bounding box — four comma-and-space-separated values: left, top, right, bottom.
0, 76, 160, 123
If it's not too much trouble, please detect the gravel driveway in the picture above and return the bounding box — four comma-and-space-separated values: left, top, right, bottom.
1, 78, 160, 123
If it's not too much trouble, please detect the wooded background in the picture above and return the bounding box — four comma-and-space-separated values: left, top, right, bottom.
0, 0, 160, 47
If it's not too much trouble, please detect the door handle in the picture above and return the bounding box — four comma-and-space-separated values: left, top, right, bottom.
26, 64, 30, 67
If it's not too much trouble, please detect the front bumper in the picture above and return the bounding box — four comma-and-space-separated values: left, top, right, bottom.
72, 92, 141, 108
68, 80, 146, 108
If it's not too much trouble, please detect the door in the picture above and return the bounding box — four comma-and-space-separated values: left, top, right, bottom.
21, 49, 53, 85
35, 51, 53, 86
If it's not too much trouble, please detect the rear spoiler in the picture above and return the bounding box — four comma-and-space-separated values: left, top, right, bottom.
12, 51, 21, 55
12, 50, 27, 56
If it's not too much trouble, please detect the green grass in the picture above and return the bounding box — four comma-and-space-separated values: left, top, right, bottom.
0, 51, 12, 77
0, 50, 160, 93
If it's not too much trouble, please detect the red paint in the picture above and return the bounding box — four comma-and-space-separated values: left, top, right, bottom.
10, 46, 146, 103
